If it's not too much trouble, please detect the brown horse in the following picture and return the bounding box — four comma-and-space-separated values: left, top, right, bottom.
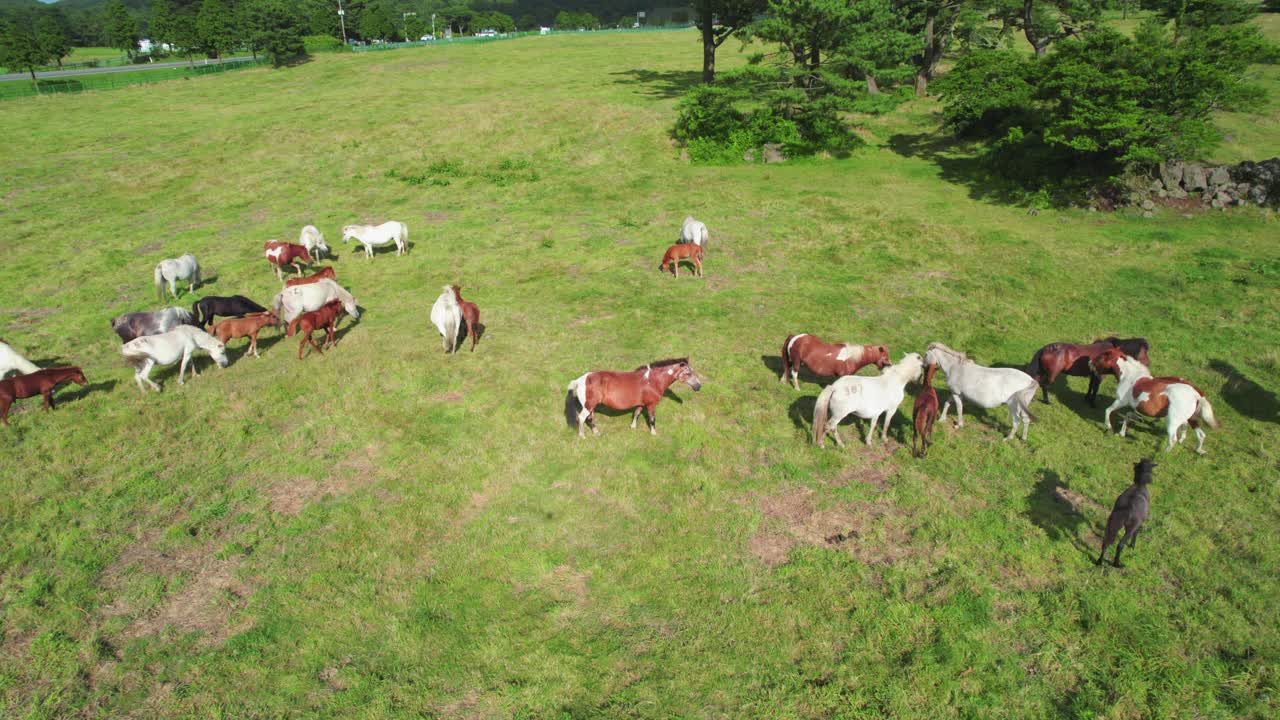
1091, 347, 1203, 419
0, 366, 88, 426
265, 241, 312, 281
288, 300, 345, 359
1026, 337, 1151, 406
284, 266, 337, 288
212, 312, 277, 358
565, 358, 703, 438
912, 362, 940, 458
659, 243, 703, 277
451, 286, 482, 352
779, 333, 890, 390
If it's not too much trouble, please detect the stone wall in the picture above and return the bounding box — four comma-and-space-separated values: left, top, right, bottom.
1152, 158, 1279, 208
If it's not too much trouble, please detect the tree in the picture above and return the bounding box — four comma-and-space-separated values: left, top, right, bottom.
243, 0, 307, 66
104, 0, 139, 58
0, 15, 54, 89
750, 0, 859, 88
35, 10, 72, 70
197, 0, 238, 58
833, 0, 918, 94
150, 0, 180, 55
990, 0, 1102, 57
1144, 0, 1258, 39
692, 0, 767, 83
359, 1, 398, 41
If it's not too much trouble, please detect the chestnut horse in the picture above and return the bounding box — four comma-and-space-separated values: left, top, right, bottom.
288, 300, 345, 359
565, 358, 703, 438
779, 333, 890, 390
0, 366, 87, 426
913, 362, 940, 458
212, 312, 277, 358
1026, 337, 1151, 406
284, 266, 337, 288
450, 286, 482, 352
659, 243, 703, 277
264, 241, 312, 281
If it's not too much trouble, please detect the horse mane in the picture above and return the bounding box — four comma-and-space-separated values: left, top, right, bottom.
636, 358, 687, 371
450, 285, 463, 302
925, 342, 966, 361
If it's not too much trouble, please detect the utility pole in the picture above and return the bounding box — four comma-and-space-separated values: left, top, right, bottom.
431, 13, 436, 41
337, 0, 347, 46
403, 12, 416, 41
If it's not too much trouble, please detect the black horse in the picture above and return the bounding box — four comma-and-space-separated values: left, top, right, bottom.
193, 295, 269, 328
111, 307, 199, 343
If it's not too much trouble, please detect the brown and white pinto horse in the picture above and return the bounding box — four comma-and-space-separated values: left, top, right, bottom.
284, 266, 336, 288
1091, 347, 1203, 420
451, 286, 482, 352
1092, 348, 1218, 453
659, 243, 703, 277
288, 300, 345, 359
565, 358, 703, 438
212, 312, 277, 358
1026, 336, 1151, 406
264, 241, 312, 281
779, 333, 889, 390
0, 366, 88, 426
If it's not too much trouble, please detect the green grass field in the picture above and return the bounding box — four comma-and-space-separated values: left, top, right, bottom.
2, 28, 1279, 719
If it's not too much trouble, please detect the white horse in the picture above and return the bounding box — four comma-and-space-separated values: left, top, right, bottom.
812, 352, 923, 448
925, 342, 1038, 441
154, 253, 201, 301
121, 325, 228, 392
342, 221, 408, 259
0, 339, 40, 379
1104, 354, 1219, 455
430, 285, 462, 354
299, 225, 329, 260
679, 216, 708, 246
271, 278, 360, 324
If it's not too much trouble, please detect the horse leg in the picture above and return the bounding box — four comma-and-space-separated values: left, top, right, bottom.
1087, 373, 1101, 407
0, 397, 9, 425
939, 397, 951, 424
1111, 530, 1128, 568
1004, 400, 1019, 441
43, 388, 54, 411
881, 409, 892, 443
631, 407, 642, 429
1040, 367, 1055, 404
864, 414, 878, 446
952, 395, 965, 428
1120, 413, 1133, 438
1194, 427, 1206, 455
250, 330, 260, 358
178, 350, 189, 385
1102, 400, 1121, 433
144, 361, 161, 392
646, 404, 657, 435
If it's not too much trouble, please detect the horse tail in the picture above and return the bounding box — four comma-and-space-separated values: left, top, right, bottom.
780, 335, 794, 382
1196, 395, 1220, 429
565, 373, 589, 429
121, 344, 149, 368
1016, 393, 1038, 424
812, 384, 835, 445
192, 300, 203, 327
401, 222, 408, 253
154, 264, 165, 301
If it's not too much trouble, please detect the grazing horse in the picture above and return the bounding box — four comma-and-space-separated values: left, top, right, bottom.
288, 300, 345, 359
154, 254, 201, 301
271, 279, 359, 325
1092, 348, 1218, 454
264, 241, 312, 281
812, 353, 923, 448
192, 295, 268, 328
0, 366, 88, 426
779, 334, 890, 390
565, 358, 704, 438
342, 221, 408, 259
659, 243, 703, 277
121, 325, 228, 392
451, 286, 482, 352
913, 362, 940, 458
430, 285, 462, 353
111, 307, 198, 343
212, 312, 277, 358
925, 342, 1038, 441
299, 225, 329, 260
679, 216, 709, 246
1096, 459, 1155, 568
0, 338, 40, 379
285, 267, 337, 288
1026, 337, 1150, 406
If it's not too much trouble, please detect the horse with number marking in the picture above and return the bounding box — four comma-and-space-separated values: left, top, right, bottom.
925, 342, 1038, 441
0, 366, 87, 426
812, 353, 923, 449
679, 216, 709, 246
342, 221, 408, 259
271, 279, 359, 325
565, 358, 703, 438
1025, 336, 1150, 406
153, 253, 201, 300
659, 243, 703, 277
288, 300, 345, 360
299, 225, 329, 260
121, 325, 228, 392
912, 362, 940, 458
0, 338, 40, 379
285, 267, 337, 288
264, 241, 312, 281
779, 334, 890, 390
1092, 348, 1218, 454
111, 307, 198, 343
212, 312, 277, 358
192, 295, 269, 328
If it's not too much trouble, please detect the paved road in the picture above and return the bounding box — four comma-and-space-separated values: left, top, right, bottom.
0, 55, 255, 82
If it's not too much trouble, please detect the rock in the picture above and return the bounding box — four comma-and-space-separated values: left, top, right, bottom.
762, 143, 787, 163
1157, 189, 1168, 198
1209, 166, 1230, 187
1027, 208, 1040, 216
1211, 198, 1223, 209
1185, 164, 1208, 191
1159, 161, 1184, 189
1150, 180, 1164, 192
1169, 188, 1188, 200
1142, 211, 1154, 218
1141, 199, 1155, 210
1248, 186, 1268, 205
1215, 190, 1232, 204
743, 148, 757, 163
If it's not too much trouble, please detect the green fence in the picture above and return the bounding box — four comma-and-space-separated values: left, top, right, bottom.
351, 24, 695, 53
0, 58, 270, 101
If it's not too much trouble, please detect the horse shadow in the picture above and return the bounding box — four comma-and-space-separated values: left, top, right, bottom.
228, 332, 286, 362
1209, 360, 1279, 425
58, 380, 118, 405
609, 68, 701, 100
788, 395, 816, 431
1023, 470, 1095, 559
760, 354, 832, 388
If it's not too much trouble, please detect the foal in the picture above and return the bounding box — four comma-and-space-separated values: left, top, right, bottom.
1096, 459, 1155, 568
212, 312, 277, 358
0, 366, 88, 426
289, 300, 345, 359
451, 286, 482, 352
264, 241, 312, 281
659, 243, 703, 277
912, 362, 940, 458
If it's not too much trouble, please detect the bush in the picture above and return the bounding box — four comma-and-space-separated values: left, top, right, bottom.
303, 35, 341, 52
934, 51, 1036, 137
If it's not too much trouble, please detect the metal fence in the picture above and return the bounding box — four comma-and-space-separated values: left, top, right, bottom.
0, 58, 271, 101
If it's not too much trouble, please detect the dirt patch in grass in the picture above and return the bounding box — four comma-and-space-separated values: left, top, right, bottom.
6, 307, 56, 328
135, 241, 164, 256
421, 211, 449, 224
826, 441, 899, 490
545, 564, 590, 605
266, 443, 386, 514
569, 313, 615, 327
750, 485, 921, 568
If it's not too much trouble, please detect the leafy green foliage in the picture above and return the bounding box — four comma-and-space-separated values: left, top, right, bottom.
242, 0, 306, 67
103, 0, 137, 57
554, 10, 598, 29
196, 0, 236, 58
0, 14, 53, 82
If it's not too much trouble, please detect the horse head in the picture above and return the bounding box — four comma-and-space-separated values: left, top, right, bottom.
895, 353, 925, 383
70, 367, 88, 386
341, 225, 358, 242
675, 360, 703, 391
1090, 347, 1125, 378
208, 340, 229, 368
872, 345, 890, 369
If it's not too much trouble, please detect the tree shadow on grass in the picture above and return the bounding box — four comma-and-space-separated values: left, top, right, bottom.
610, 68, 701, 100
886, 132, 1028, 207
1024, 470, 1096, 559
1209, 360, 1279, 425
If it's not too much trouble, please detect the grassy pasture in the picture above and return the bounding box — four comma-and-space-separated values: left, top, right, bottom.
2, 28, 1279, 719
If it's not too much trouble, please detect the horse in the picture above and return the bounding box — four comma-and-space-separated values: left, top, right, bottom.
811, 353, 923, 448
679, 216, 708, 246
913, 361, 940, 458
285, 267, 337, 288
925, 342, 1038, 441
430, 285, 462, 353
271, 279, 359, 325
111, 307, 198, 343
212, 312, 277, 358
342, 221, 408, 259
192, 295, 268, 328
1026, 337, 1150, 406
779, 334, 890, 390
154, 253, 201, 301
264, 241, 312, 281
659, 243, 703, 277
0, 338, 40, 379
288, 300, 345, 359
565, 358, 703, 438
122, 325, 228, 392
451, 286, 482, 352
1092, 349, 1218, 454
299, 225, 329, 260
0, 366, 87, 426
1097, 459, 1155, 568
